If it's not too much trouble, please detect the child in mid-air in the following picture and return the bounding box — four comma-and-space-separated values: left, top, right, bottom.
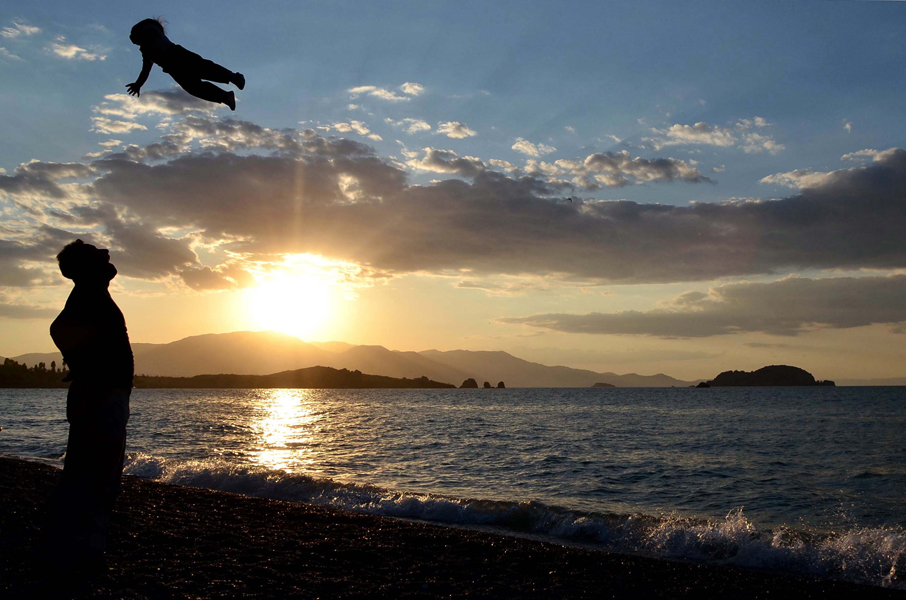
127, 18, 245, 110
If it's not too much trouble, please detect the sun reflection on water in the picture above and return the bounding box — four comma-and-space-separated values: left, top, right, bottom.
251, 389, 325, 472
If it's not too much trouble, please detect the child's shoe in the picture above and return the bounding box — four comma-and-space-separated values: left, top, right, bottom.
232, 72, 245, 90
226, 91, 236, 111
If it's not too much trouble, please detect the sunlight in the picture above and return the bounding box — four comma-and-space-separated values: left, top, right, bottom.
251, 389, 324, 472
248, 272, 332, 340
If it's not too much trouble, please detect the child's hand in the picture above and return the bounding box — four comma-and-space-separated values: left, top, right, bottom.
126, 83, 141, 97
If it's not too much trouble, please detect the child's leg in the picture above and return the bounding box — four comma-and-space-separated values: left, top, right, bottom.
195, 57, 234, 84
172, 74, 232, 106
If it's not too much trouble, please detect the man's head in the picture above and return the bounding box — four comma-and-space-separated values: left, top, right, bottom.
57, 240, 117, 285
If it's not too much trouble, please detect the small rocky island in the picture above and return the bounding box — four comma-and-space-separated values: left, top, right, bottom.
704, 365, 835, 387
462, 379, 506, 389
591, 382, 616, 388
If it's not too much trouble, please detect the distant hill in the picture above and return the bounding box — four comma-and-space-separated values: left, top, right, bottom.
419, 349, 694, 387
0, 358, 68, 388
0, 357, 453, 389
11, 330, 697, 387
9, 331, 327, 379
135, 366, 455, 389
707, 365, 835, 387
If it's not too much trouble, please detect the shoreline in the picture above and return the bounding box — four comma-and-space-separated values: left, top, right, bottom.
1, 457, 902, 599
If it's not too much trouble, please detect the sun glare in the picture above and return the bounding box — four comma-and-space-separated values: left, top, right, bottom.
248, 273, 332, 340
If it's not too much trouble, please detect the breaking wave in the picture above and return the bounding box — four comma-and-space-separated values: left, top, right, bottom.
125, 453, 905, 589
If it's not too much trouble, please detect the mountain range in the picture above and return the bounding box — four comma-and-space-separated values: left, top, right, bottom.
7, 330, 699, 388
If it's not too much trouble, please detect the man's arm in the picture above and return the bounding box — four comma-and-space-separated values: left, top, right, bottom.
126, 58, 152, 97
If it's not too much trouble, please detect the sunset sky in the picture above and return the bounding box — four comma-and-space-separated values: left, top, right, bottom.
2, 1, 906, 380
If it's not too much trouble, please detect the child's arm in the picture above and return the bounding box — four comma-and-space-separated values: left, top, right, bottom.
126, 57, 153, 97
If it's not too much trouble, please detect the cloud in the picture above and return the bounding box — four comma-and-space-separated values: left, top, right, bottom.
405, 148, 487, 177
646, 118, 784, 154
0, 160, 94, 199
739, 132, 784, 154
759, 169, 834, 190
65, 203, 198, 279
524, 160, 560, 178
0, 227, 82, 287
763, 148, 905, 190
456, 276, 557, 296
348, 85, 409, 102
512, 138, 556, 157
501, 275, 906, 338
399, 82, 424, 96
844, 121, 852, 133
7, 117, 906, 287
91, 117, 148, 135
1, 21, 40, 38
841, 148, 898, 163
551, 151, 710, 188
437, 121, 477, 139
50, 36, 105, 61
651, 122, 736, 147
386, 118, 431, 134
0, 301, 57, 319
488, 159, 519, 173
320, 120, 382, 141
180, 263, 255, 290
0, 47, 21, 61
94, 90, 219, 119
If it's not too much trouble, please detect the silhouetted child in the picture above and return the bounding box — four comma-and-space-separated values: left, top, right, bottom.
127, 18, 244, 110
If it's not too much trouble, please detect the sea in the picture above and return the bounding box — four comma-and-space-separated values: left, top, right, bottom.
1, 386, 904, 588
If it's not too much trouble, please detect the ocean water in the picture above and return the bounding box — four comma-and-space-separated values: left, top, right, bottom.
1, 386, 904, 588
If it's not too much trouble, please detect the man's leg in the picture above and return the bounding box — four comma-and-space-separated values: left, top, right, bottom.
84, 388, 130, 557
49, 386, 129, 565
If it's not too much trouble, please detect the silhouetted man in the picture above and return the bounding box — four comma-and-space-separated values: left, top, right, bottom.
48, 240, 133, 571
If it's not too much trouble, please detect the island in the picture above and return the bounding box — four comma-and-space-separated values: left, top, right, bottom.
0, 359, 454, 389
706, 365, 835, 387
591, 382, 616, 388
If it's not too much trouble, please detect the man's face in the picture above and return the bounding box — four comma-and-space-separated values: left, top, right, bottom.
78, 244, 118, 283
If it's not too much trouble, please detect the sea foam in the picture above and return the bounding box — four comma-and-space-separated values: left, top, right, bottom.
124, 453, 904, 589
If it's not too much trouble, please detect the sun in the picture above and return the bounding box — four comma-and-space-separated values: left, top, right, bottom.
248, 274, 332, 340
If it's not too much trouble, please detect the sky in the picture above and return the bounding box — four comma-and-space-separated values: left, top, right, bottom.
2, 1, 906, 380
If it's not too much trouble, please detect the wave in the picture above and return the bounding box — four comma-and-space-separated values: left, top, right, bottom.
123, 453, 905, 589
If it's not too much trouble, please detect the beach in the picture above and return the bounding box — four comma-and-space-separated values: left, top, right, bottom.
1, 457, 901, 599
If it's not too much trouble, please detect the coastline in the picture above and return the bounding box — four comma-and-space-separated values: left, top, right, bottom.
1, 457, 901, 599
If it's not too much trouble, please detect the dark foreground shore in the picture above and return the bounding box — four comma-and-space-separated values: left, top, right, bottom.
1, 457, 901, 599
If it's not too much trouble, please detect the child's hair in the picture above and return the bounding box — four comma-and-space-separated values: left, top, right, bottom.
130, 17, 167, 45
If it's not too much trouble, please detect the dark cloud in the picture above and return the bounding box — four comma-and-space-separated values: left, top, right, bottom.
181, 264, 255, 290
0, 227, 78, 286
501, 275, 906, 338
583, 151, 712, 185
0, 161, 94, 199
407, 148, 487, 178
0, 302, 58, 319
6, 118, 906, 287
68, 204, 198, 279
84, 133, 906, 282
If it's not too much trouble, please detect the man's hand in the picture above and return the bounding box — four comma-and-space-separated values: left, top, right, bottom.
126, 82, 141, 97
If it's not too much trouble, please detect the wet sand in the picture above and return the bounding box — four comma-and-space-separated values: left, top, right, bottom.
1, 456, 901, 599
